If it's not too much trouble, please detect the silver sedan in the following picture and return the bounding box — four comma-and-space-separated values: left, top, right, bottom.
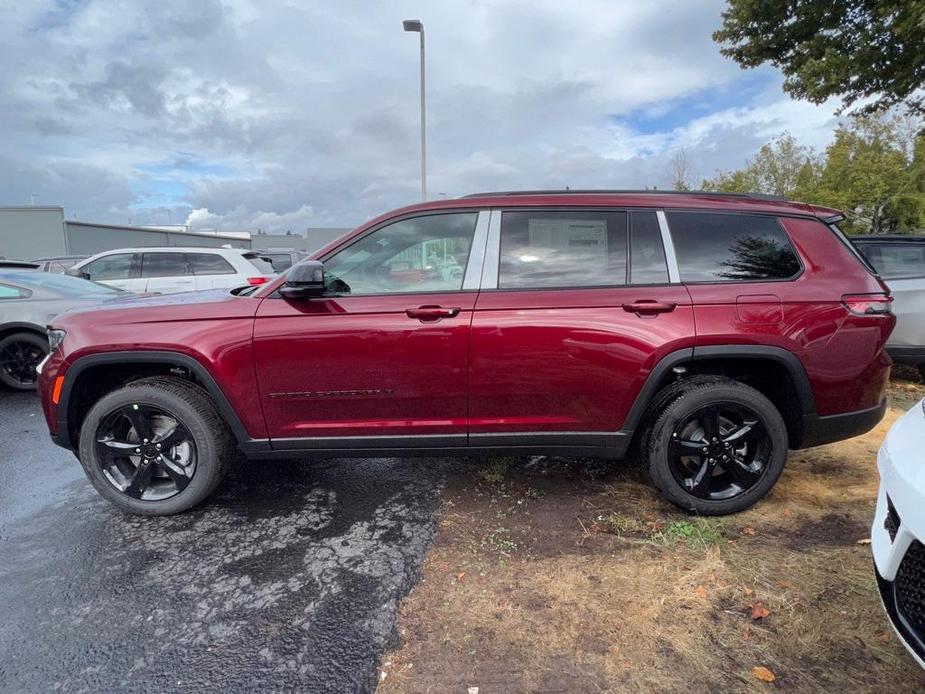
0, 271, 127, 390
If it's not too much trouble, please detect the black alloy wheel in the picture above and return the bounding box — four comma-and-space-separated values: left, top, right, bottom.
0, 333, 48, 390
668, 403, 770, 501
95, 403, 197, 501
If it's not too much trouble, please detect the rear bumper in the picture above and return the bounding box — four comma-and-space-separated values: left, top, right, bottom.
887, 346, 925, 366
797, 397, 887, 449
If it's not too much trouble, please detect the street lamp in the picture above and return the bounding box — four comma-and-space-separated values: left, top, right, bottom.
403, 19, 426, 201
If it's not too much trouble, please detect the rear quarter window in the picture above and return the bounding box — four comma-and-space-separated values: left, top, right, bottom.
187, 253, 236, 276
243, 253, 275, 274
667, 212, 801, 282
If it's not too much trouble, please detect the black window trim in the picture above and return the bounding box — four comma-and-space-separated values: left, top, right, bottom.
663, 207, 805, 285
852, 241, 925, 281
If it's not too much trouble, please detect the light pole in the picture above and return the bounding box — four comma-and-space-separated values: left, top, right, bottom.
403, 19, 426, 201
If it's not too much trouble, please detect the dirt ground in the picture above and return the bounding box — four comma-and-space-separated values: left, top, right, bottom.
378, 370, 925, 693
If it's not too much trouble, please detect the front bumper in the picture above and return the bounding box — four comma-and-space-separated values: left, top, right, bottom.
872, 401, 925, 668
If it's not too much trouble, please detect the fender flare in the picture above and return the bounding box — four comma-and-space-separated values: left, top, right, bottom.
620, 344, 816, 434
55, 350, 254, 448
0, 321, 48, 337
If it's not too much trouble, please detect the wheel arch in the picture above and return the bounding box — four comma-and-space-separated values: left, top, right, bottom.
624, 345, 816, 449
0, 321, 49, 342
58, 351, 253, 450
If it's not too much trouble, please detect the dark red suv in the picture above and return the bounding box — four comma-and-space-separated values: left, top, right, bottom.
38, 191, 895, 516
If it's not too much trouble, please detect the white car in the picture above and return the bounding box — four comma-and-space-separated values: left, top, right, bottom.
69, 247, 276, 293
872, 397, 925, 668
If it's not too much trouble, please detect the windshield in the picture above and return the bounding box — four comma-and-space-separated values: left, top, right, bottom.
2, 271, 124, 296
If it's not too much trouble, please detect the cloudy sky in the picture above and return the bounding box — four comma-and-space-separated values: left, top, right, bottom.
0, 0, 844, 233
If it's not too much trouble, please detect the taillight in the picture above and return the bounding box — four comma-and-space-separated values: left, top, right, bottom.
246, 277, 269, 286
842, 293, 893, 316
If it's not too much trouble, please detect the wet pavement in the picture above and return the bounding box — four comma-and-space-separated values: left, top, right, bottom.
0, 390, 449, 693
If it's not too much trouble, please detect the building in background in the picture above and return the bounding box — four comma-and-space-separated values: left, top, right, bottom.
0, 207, 249, 260
252, 227, 351, 254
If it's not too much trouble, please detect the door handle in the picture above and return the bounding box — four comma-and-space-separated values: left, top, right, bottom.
406, 305, 461, 321
622, 300, 677, 316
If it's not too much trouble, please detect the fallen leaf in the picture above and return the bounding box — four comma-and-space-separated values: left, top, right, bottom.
742, 526, 757, 536
744, 587, 754, 597
856, 538, 871, 545
750, 602, 770, 620
456, 572, 466, 581
695, 585, 709, 598
783, 508, 793, 518
741, 629, 750, 641
708, 573, 717, 583
752, 666, 775, 683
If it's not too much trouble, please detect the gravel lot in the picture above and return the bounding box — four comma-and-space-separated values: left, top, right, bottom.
0, 391, 449, 694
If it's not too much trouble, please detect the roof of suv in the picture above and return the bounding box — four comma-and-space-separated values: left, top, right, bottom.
82, 247, 253, 255
371, 190, 843, 223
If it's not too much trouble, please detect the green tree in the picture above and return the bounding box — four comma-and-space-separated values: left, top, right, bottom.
702, 133, 820, 197
812, 114, 924, 233
714, 0, 925, 116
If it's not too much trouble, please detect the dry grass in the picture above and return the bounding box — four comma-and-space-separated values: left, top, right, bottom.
379, 373, 925, 693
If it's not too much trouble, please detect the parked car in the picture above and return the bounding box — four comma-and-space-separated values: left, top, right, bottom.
0, 260, 40, 270
38, 191, 895, 515
0, 270, 126, 390
853, 236, 925, 380
872, 397, 925, 669
254, 248, 310, 272
68, 247, 276, 293
33, 255, 89, 273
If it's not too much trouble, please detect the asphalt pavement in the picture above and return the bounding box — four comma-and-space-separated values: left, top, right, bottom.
0, 390, 449, 693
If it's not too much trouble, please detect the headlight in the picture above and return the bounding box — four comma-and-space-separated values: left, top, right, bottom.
47, 328, 66, 352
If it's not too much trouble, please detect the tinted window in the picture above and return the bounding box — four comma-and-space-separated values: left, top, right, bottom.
324, 213, 477, 294
188, 253, 235, 276
630, 211, 669, 284
141, 253, 191, 278
0, 283, 27, 299
858, 243, 925, 279
83, 253, 135, 280
668, 212, 801, 282
499, 210, 627, 289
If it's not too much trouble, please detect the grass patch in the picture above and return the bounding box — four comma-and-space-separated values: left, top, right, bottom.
652, 518, 725, 549
474, 456, 517, 483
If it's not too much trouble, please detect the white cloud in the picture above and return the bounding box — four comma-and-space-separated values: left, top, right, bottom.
0, 0, 847, 230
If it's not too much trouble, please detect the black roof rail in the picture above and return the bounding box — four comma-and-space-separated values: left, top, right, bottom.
460, 189, 789, 201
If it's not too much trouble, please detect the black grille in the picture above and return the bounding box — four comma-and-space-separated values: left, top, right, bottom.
896, 541, 925, 637
885, 495, 900, 542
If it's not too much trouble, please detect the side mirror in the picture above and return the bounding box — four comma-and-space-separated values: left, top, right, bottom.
278, 260, 325, 300
66, 268, 91, 280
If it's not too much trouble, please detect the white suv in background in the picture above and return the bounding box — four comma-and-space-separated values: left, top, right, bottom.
872, 397, 925, 669
69, 247, 276, 293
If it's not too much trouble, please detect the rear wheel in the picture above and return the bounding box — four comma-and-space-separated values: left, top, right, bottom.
78, 377, 234, 515
642, 376, 788, 515
0, 332, 48, 390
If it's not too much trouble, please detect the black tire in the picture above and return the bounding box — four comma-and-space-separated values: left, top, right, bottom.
78, 376, 234, 515
0, 332, 48, 390
918, 364, 925, 383
641, 375, 788, 515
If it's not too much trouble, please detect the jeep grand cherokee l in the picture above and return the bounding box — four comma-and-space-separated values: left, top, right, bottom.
38, 191, 895, 516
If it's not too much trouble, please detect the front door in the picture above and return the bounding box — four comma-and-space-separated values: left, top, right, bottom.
253, 211, 486, 447
468, 208, 695, 448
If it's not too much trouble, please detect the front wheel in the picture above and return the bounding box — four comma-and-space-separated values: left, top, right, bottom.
642, 376, 788, 515
0, 332, 48, 390
78, 377, 234, 515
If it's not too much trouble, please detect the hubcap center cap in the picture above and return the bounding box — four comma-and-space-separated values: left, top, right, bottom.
142, 445, 158, 458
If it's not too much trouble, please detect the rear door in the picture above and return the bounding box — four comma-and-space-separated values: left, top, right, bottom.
139, 252, 196, 293
187, 252, 241, 290
468, 208, 694, 448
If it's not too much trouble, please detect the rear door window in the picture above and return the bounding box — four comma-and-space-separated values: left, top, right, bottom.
667, 212, 801, 282
498, 210, 628, 289
857, 243, 925, 280
188, 253, 236, 276
141, 253, 192, 278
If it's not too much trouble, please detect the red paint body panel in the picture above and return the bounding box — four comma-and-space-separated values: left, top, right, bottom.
252, 292, 475, 439
43, 290, 268, 438
468, 285, 695, 432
